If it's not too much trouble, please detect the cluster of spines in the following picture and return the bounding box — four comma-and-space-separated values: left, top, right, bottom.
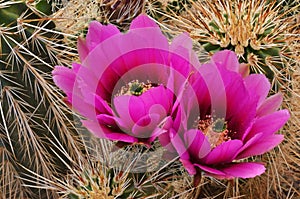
0, 1, 82, 198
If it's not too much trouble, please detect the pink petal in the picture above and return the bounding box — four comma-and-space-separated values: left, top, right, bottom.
195, 162, 265, 179
113, 117, 132, 133
158, 117, 175, 151
148, 127, 165, 143
239, 63, 250, 77
256, 93, 283, 117
170, 33, 193, 53
180, 158, 196, 175
97, 114, 116, 126
244, 74, 271, 106
243, 109, 290, 141
75, 63, 99, 90
212, 50, 239, 72
196, 62, 228, 118
159, 132, 175, 152
86, 21, 120, 51
80, 86, 113, 115
82, 30, 169, 96
220, 162, 266, 178
127, 96, 147, 123
169, 33, 201, 77
81, 120, 106, 138
129, 14, 159, 29
132, 113, 161, 138
237, 133, 284, 159
52, 66, 76, 95
169, 129, 190, 160
190, 74, 211, 118
109, 61, 170, 91
219, 71, 257, 136
104, 132, 138, 143
139, 85, 173, 112
77, 37, 89, 62
69, 87, 99, 119
202, 140, 243, 165
184, 129, 211, 160
113, 95, 135, 127
82, 120, 137, 143
94, 94, 113, 115
195, 164, 226, 178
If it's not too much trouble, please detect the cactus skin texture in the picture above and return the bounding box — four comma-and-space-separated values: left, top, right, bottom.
0, 1, 82, 198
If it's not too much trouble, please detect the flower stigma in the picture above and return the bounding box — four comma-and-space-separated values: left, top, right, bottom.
197, 115, 232, 148
118, 80, 158, 96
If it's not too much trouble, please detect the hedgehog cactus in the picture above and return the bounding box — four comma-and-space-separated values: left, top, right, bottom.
0, 1, 82, 198
22, 137, 196, 199
53, 0, 146, 42
164, 0, 298, 91
53, 0, 190, 45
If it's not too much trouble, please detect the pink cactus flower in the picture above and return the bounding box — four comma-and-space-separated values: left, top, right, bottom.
164, 50, 290, 179
52, 15, 199, 145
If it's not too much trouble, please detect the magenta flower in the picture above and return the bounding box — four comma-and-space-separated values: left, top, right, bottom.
164, 50, 290, 179
52, 15, 199, 144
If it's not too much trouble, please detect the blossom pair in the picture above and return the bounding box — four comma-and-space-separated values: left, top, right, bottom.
53, 15, 289, 179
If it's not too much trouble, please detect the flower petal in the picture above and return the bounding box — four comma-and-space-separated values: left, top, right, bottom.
237, 133, 284, 159
97, 114, 116, 126
222, 71, 257, 137
82, 120, 137, 143
138, 85, 173, 113
243, 109, 290, 141
170, 33, 200, 77
196, 162, 265, 179
220, 162, 266, 178
86, 21, 120, 51
256, 93, 283, 117
130, 14, 159, 29
202, 140, 243, 165
132, 113, 161, 138
81, 120, 106, 138
180, 158, 196, 175
169, 128, 190, 160
195, 164, 227, 178
80, 87, 113, 115
129, 15, 168, 50
239, 63, 250, 77
184, 129, 211, 160
244, 74, 270, 106
77, 37, 89, 62
52, 66, 76, 95
113, 95, 135, 127
170, 33, 193, 54
212, 50, 239, 72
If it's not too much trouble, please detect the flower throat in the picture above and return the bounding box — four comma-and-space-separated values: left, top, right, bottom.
197, 115, 232, 148
119, 80, 158, 96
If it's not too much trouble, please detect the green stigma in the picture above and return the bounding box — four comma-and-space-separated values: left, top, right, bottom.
129, 81, 144, 96
118, 80, 158, 97
212, 118, 227, 133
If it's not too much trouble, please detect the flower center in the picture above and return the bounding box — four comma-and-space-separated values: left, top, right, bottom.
119, 80, 158, 96
197, 115, 232, 148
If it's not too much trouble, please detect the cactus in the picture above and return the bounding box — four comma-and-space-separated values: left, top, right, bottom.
0, 1, 199, 198
0, 1, 83, 198
153, 0, 300, 198
1, 0, 298, 198
161, 0, 299, 92
21, 137, 200, 199
53, 0, 146, 45
53, 0, 191, 46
